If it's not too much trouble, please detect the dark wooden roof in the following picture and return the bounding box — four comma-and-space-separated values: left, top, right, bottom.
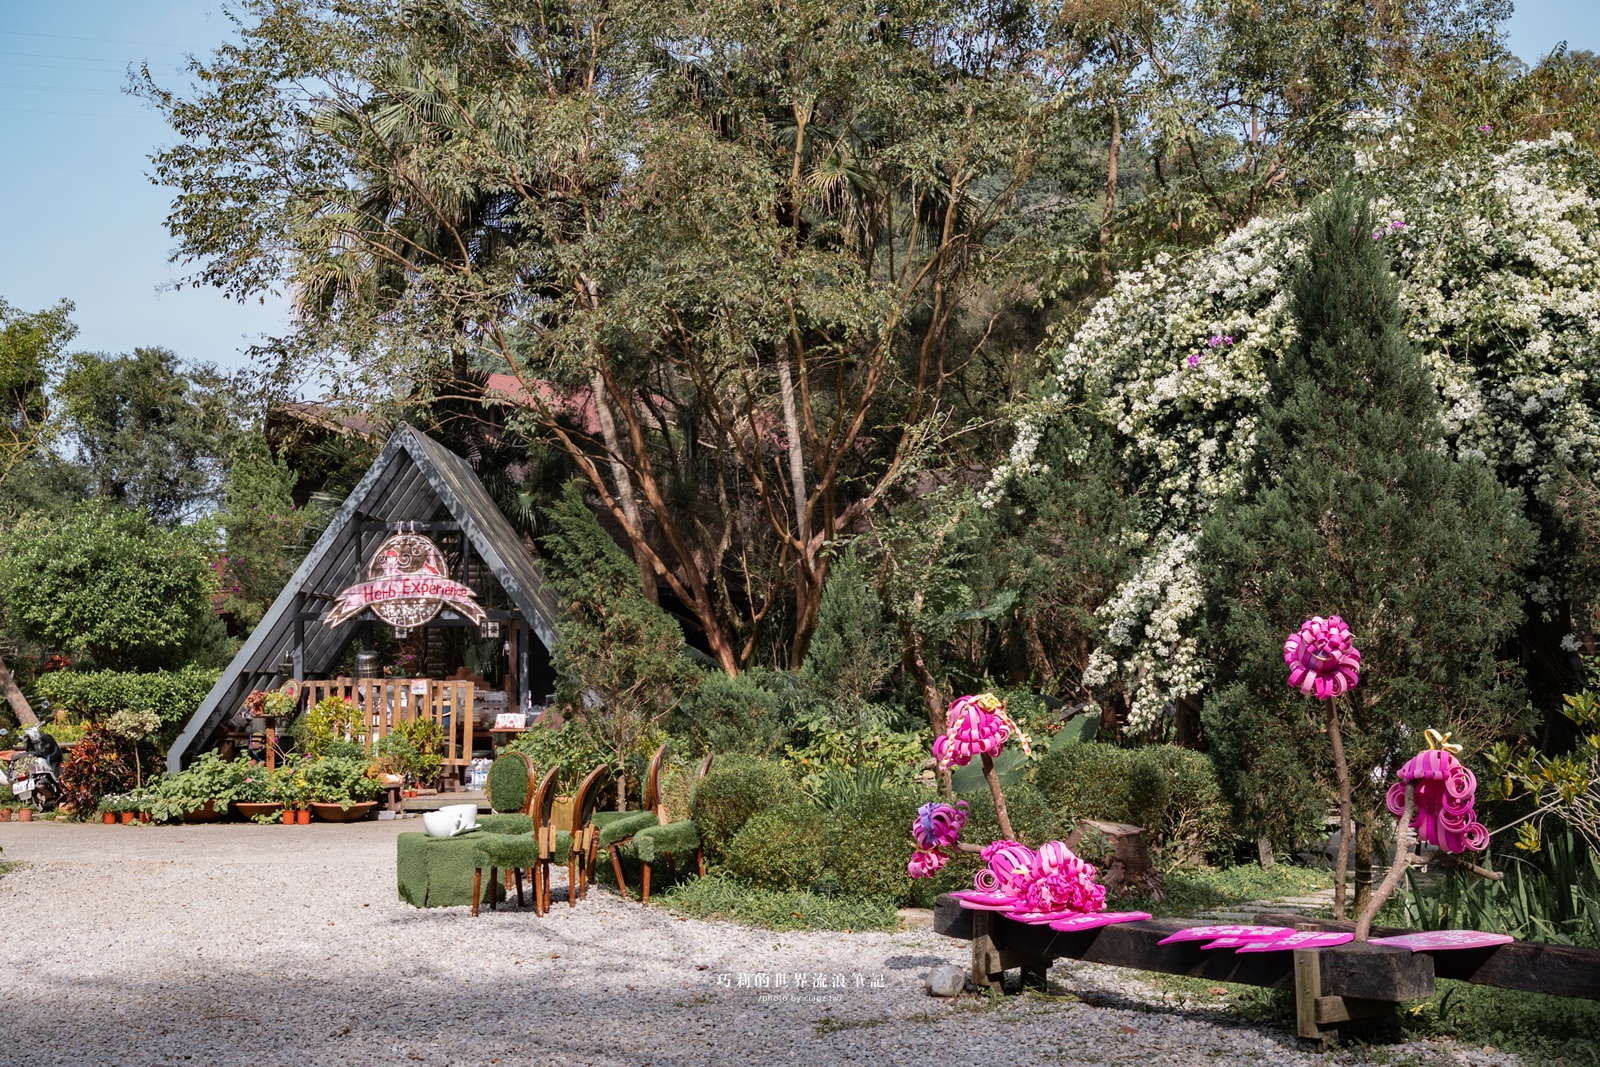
168, 425, 559, 770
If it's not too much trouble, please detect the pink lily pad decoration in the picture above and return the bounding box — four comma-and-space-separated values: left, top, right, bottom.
1008, 909, 1079, 925
1201, 936, 1272, 950
1236, 930, 1354, 952
1048, 911, 1152, 933
1157, 924, 1293, 945
1368, 931, 1514, 952
951, 890, 1019, 908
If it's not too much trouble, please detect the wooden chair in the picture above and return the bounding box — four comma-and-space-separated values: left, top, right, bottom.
602, 744, 669, 900
632, 753, 713, 906
566, 763, 612, 906
531, 766, 561, 916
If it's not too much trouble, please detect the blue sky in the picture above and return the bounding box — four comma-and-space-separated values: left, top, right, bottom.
1, 2, 1597, 376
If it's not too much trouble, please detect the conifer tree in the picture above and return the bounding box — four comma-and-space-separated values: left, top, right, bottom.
1201, 189, 1536, 915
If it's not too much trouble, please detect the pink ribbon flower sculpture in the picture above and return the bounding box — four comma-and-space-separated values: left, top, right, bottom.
907, 800, 968, 878
1284, 615, 1361, 699
931, 692, 1032, 769
1386, 731, 1488, 853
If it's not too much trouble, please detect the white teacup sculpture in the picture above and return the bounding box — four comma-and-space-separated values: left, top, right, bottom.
422, 804, 479, 839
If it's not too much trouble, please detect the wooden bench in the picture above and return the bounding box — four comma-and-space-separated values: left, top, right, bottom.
935, 895, 1433, 1040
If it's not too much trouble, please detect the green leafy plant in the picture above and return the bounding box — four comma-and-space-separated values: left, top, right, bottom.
303, 695, 361, 759
693, 755, 805, 861
145, 752, 239, 822
36, 666, 219, 748
298, 756, 381, 809
506, 721, 609, 794
390, 717, 443, 784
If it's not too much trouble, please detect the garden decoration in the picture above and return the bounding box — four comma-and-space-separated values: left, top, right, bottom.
1353, 729, 1501, 942
931, 692, 1030, 841
911, 693, 1118, 925
1284, 614, 1361, 919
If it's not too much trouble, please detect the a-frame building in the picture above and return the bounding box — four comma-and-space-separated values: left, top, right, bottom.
169, 425, 560, 770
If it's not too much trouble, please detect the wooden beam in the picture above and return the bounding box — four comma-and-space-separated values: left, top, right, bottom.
359, 521, 460, 532
1254, 912, 1600, 1001
935, 896, 1434, 1003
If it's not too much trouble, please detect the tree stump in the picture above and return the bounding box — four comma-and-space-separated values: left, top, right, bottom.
1068, 819, 1164, 901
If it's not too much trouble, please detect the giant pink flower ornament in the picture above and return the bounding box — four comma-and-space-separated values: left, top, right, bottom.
1387, 732, 1487, 853
1284, 615, 1361, 700
932, 693, 1032, 770
907, 801, 968, 878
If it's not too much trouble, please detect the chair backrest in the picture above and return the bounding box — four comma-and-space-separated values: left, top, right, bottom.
532, 766, 559, 852
487, 752, 536, 814
643, 743, 667, 813
571, 763, 612, 835
689, 753, 714, 819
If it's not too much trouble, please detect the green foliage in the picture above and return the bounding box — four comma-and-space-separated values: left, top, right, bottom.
1483, 686, 1600, 856
506, 721, 610, 795
541, 482, 693, 789
802, 547, 897, 713
1403, 826, 1600, 948
219, 434, 305, 628
56, 347, 238, 524
487, 754, 532, 813
1031, 742, 1233, 860
302, 695, 360, 758
35, 666, 219, 747
374, 721, 442, 785
146, 752, 239, 821
782, 708, 928, 791
0, 297, 75, 490
656, 872, 896, 933
1201, 189, 1537, 849
673, 667, 805, 758
298, 756, 382, 808
958, 781, 1066, 851
724, 803, 832, 891
0, 506, 220, 671
814, 785, 934, 907
693, 754, 805, 862
1397, 979, 1600, 1067
1124, 862, 1333, 919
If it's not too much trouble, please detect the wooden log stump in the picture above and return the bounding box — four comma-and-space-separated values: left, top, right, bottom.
1068, 819, 1164, 901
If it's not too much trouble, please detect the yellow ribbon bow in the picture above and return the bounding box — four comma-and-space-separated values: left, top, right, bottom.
1424, 728, 1463, 754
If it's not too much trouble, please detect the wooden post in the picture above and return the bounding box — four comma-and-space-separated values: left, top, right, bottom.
970, 910, 1004, 992
1294, 948, 1324, 1041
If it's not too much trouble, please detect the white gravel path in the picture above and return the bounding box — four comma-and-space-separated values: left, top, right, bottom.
0, 822, 1522, 1066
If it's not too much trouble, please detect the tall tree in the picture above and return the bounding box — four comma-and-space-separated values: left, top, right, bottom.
140, 0, 1092, 674
1200, 189, 1535, 913
0, 297, 77, 724
57, 348, 238, 524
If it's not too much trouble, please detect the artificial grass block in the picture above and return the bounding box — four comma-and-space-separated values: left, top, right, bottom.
631, 819, 700, 864
487, 754, 532, 813
478, 813, 534, 835
396, 831, 504, 909
597, 810, 660, 849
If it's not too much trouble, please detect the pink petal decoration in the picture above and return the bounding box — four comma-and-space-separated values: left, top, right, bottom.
1157, 924, 1293, 946
1235, 930, 1354, 952
1388, 743, 1488, 853
1368, 931, 1514, 952
1284, 615, 1361, 700
1048, 911, 1153, 933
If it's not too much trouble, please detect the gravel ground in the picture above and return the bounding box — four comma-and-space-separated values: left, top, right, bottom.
0, 822, 1525, 1067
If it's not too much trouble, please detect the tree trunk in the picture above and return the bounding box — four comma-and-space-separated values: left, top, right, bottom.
1353, 808, 1376, 919
1327, 696, 1353, 920
591, 372, 658, 605
1356, 783, 1413, 942
901, 620, 950, 795
0, 655, 36, 725
1257, 835, 1276, 870
616, 771, 627, 812
1098, 101, 1121, 287
982, 752, 1014, 842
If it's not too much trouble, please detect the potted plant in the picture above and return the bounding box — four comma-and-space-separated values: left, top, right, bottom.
97, 795, 120, 824
269, 761, 311, 824
304, 756, 383, 822
227, 761, 282, 823
147, 752, 235, 824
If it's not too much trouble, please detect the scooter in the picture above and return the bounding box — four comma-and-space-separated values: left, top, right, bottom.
0, 725, 63, 811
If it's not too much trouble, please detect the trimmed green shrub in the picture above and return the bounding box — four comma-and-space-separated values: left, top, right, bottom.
671, 668, 805, 757
694, 754, 804, 860
818, 785, 934, 907
1032, 742, 1232, 861
35, 666, 219, 747
724, 803, 831, 890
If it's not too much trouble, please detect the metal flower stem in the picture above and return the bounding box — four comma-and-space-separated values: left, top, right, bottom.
1328, 693, 1353, 920
1355, 782, 1414, 941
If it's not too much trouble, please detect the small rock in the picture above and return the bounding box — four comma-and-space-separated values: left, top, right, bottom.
926, 964, 965, 997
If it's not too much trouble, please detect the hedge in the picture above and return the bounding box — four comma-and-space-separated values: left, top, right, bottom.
35, 666, 219, 746
694, 754, 805, 861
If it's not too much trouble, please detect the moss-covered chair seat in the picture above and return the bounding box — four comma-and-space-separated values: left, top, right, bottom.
469, 832, 540, 916
600, 744, 669, 899
619, 754, 713, 905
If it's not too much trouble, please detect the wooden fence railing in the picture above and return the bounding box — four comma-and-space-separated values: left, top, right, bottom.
303, 677, 476, 767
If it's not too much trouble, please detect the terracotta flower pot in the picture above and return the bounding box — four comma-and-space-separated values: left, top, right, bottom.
120, 812, 135, 825
282, 809, 295, 825
139, 812, 151, 824
309, 801, 378, 823
230, 801, 283, 822
0, 809, 11, 823
296, 809, 311, 825
17, 808, 32, 822
103, 812, 116, 824
181, 800, 225, 824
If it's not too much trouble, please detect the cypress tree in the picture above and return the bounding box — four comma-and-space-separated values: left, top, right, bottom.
1200, 189, 1535, 915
